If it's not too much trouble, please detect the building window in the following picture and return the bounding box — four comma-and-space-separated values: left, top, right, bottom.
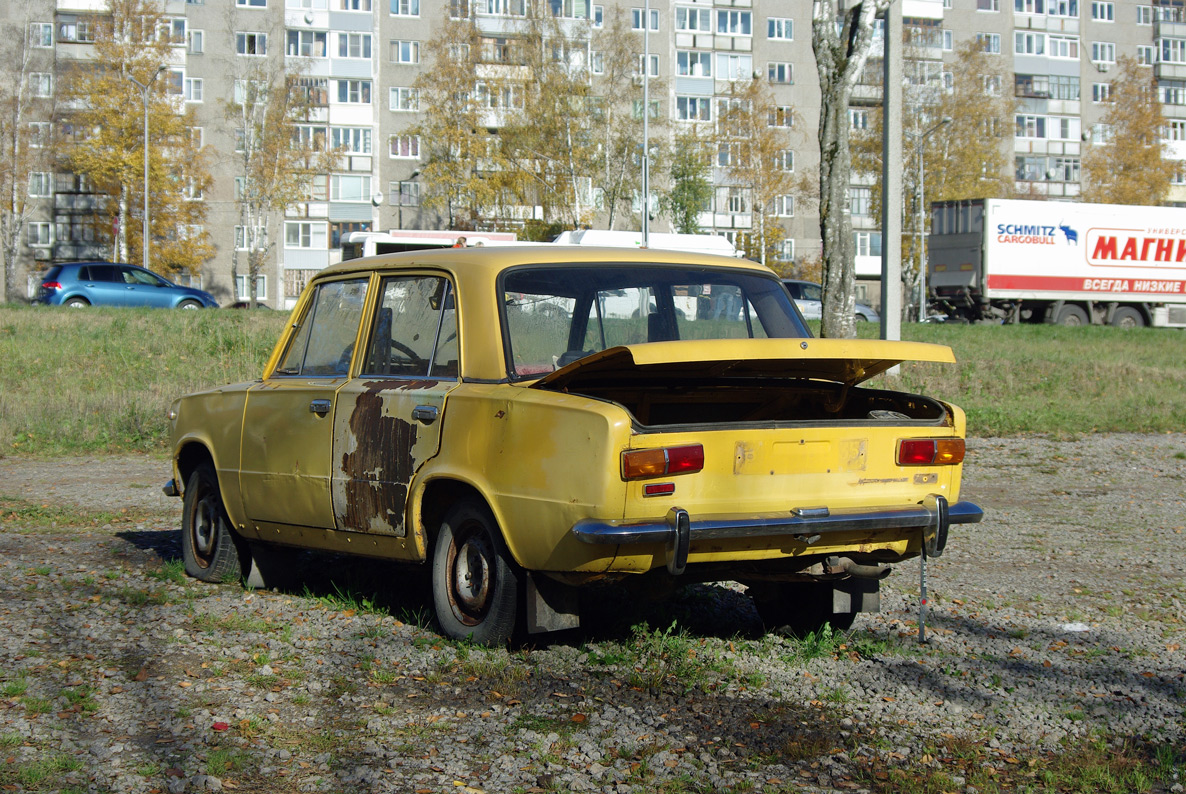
330, 174, 372, 202
631, 8, 659, 30
676, 96, 711, 121
391, 0, 419, 14
772, 195, 794, 217
636, 54, 659, 76
29, 23, 53, 47
293, 77, 330, 105
341, 0, 371, 8
849, 109, 868, 130
30, 73, 52, 98
330, 126, 371, 154
1164, 38, 1186, 64
1091, 1, 1113, 20
389, 135, 420, 158
593, 4, 603, 26
1047, 0, 1076, 15
29, 122, 51, 148
675, 6, 710, 31
775, 149, 794, 171
676, 50, 711, 77
335, 79, 372, 103
285, 269, 319, 299
1167, 119, 1186, 141
849, 186, 871, 217
188, 29, 204, 53
768, 62, 793, 84
1137, 4, 1152, 23
1138, 45, 1155, 65
287, 30, 327, 57
717, 186, 750, 214
1016, 114, 1046, 138
235, 275, 267, 302
854, 231, 882, 257
716, 53, 752, 80
184, 78, 203, 102
1049, 35, 1079, 59
28, 222, 52, 246
285, 221, 328, 248
717, 10, 751, 35
29, 173, 52, 197
1092, 82, 1111, 102
391, 40, 420, 63
391, 180, 420, 205
769, 106, 793, 127
976, 33, 1001, 53
768, 18, 792, 39
1091, 41, 1115, 63
1014, 0, 1042, 12
390, 87, 418, 111
977, 0, 999, 9
236, 32, 267, 55
237, 0, 267, 6
338, 32, 372, 58
778, 239, 795, 261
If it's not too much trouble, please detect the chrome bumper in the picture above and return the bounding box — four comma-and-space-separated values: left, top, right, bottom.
571, 495, 983, 576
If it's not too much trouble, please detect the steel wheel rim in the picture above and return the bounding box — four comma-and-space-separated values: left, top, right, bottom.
447, 526, 493, 626
190, 493, 218, 568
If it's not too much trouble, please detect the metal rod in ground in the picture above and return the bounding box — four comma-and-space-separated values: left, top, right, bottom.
919, 543, 928, 644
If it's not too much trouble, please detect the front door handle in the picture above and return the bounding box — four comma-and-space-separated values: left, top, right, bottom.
411, 404, 438, 425
309, 399, 331, 415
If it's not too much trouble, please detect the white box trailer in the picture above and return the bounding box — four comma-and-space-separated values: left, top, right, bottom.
929, 198, 1186, 327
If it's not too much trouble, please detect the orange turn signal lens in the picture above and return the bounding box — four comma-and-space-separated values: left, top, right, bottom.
897, 438, 965, 466
622, 444, 704, 480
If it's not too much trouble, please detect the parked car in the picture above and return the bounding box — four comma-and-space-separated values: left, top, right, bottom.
783, 279, 880, 322
36, 262, 218, 309
165, 247, 980, 645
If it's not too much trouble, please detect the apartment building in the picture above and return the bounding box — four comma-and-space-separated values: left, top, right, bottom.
5, 0, 1184, 308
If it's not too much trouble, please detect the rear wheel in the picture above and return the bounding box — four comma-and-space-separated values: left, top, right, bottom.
431, 499, 520, 645
1054, 304, 1089, 326
181, 463, 243, 583
64, 297, 89, 308
1109, 306, 1144, 328
752, 582, 855, 638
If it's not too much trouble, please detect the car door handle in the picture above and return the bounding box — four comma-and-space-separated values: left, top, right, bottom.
309, 399, 331, 415
411, 405, 438, 425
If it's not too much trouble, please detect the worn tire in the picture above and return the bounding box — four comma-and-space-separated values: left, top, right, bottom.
1110, 306, 1145, 329
181, 463, 243, 583
431, 499, 520, 645
1054, 304, 1089, 326
752, 582, 856, 638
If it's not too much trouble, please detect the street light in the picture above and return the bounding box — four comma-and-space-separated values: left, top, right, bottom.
397, 169, 421, 229
907, 116, 951, 322
126, 65, 168, 271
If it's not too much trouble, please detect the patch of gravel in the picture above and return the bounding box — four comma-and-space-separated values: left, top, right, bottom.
0, 434, 1184, 793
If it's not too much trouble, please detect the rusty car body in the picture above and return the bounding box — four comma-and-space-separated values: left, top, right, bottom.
165, 247, 982, 644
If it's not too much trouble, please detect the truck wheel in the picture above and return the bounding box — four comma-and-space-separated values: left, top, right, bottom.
432, 499, 520, 645
1054, 304, 1089, 326
752, 582, 855, 638
1110, 307, 1145, 329
181, 463, 244, 583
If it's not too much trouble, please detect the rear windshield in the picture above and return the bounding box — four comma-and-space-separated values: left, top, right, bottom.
42, 266, 62, 282
501, 264, 809, 380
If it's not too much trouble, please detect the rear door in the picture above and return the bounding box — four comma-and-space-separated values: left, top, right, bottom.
331, 274, 459, 537
239, 277, 370, 530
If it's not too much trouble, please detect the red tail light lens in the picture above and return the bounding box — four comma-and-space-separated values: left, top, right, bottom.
898, 438, 965, 466
621, 444, 704, 480
41, 281, 62, 291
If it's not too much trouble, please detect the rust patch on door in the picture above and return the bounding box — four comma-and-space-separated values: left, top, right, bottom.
339, 383, 418, 535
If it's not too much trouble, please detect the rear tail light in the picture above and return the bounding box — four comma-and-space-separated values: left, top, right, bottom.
621, 444, 704, 480
898, 438, 965, 466
41, 281, 62, 291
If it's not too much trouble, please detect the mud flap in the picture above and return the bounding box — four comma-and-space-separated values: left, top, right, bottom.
525, 572, 580, 634
832, 577, 880, 615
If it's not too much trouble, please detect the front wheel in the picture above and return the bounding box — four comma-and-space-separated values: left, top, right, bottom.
177, 300, 202, 310
181, 463, 243, 583
431, 499, 520, 645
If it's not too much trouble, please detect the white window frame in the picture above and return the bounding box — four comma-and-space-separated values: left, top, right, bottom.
676, 50, 711, 77
391, 40, 420, 63
767, 18, 792, 40
1049, 34, 1079, 59
29, 122, 51, 148
1091, 41, 1115, 63
285, 221, 328, 249
30, 73, 52, 98
775, 149, 794, 172
675, 6, 710, 31
1137, 4, 1153, 24
28, 222, 52, 247
768, 62, 792, 84
29, 172, 52, 198
287, 30, 327, 57
184, 77, 203, 102
389, 86, 419, 111
631, 8, 659, 30
389, 134, 421, 158
330, 126, 372, 154
235, 32, 267, 55
772, 194, 794, 217
337, 32, 372, 58
188, 29, 204, 53
390, 0, 420, 13
716, 53, 752, 81
235, 274, 267, 301
1092, 82, 1111, 102
29, 23, 53, 48
676, 96, 711, 121
716, 9, 751, 35
1091, 1, 1114, 20
335, 79, 372, 104
977, 33, 1001, 53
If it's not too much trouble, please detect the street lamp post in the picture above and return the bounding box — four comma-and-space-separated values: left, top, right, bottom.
909, 117, 951, 322
126, 65, 167, 271
397, 169, 421, 229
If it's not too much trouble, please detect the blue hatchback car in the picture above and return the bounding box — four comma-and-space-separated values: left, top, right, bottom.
36, 262, 218, 309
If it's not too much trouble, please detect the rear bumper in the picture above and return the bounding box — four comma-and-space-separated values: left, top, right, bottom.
572, 495, 982, 575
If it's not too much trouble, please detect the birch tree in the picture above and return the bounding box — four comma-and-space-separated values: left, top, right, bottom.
221, 7, 336, 306
1081, 56, 1174, 205
61, 0, 213, 276
660, 128, 712, 234
0, 7, 53, 302
812, 0, 890, 338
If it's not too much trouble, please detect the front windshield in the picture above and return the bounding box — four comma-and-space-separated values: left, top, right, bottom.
501, 264, 809, 379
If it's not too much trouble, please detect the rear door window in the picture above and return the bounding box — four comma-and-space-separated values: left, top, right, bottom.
276, 278, 369, 377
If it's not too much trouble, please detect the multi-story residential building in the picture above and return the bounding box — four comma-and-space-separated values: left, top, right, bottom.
3, 0, 1184, 309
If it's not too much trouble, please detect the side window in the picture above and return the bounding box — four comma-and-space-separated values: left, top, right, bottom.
276, 278, 368, 376
88, 265, 118, 282
361, 276, 457, 378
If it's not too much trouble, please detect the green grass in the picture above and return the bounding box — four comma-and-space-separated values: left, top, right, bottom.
2, 305, 1186, 453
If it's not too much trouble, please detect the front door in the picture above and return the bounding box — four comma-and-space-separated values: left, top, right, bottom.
239, 277, 370, 530
332, 274, 459, 538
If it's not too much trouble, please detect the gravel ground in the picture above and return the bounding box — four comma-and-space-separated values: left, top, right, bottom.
0, 434, 1184, 794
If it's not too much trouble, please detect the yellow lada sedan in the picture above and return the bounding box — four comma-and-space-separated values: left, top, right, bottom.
165, 247, 981, 645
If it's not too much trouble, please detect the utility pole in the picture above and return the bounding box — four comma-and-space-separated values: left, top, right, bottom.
126, 65, 167, 271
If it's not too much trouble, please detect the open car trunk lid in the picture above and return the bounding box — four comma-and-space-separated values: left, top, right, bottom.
531, 338, 956, 392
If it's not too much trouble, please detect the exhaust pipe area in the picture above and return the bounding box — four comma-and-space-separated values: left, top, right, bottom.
826, 556, 892, 580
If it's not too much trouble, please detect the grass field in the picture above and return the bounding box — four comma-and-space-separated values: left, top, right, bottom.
1, 304, 1183, 455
